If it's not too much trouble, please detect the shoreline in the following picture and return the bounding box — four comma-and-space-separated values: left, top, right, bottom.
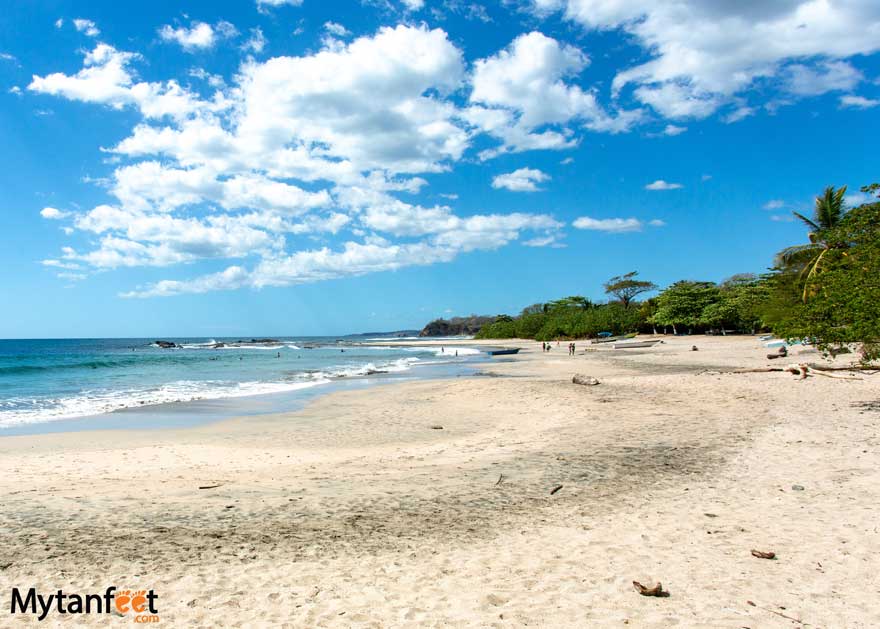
0, 340, 502, 437
1, 335, 877, 627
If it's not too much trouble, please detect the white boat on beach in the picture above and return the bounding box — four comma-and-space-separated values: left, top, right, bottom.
612, 339, 662, 349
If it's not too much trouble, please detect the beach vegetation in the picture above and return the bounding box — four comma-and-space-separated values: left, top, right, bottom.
604, 272, 658, 308
769, 190, 880, 361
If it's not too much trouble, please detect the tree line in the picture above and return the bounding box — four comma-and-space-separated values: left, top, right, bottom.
476, 182, 879, 362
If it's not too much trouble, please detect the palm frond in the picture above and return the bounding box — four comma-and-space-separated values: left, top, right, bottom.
774, 243, 821, 269
792, 211, 820, 232
814, 185, 847, 230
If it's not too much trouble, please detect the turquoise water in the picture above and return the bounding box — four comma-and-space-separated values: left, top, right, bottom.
0, 337, 484, 432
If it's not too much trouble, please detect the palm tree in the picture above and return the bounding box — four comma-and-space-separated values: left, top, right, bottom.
775, 185, 848, 301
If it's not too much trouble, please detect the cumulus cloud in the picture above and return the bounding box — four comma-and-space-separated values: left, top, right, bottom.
534, 0, 880, 120
572, 216, 663, 233
36, 25, 565, 295
645, 179, 683, 191
121, 214, 560, 298
468, 31, 642, 158
72, 18, 100, 37
40, 207, 68, 219
491, 167, 550, 192
28, 43, 209, 121
158, 21, 237, 51
763, 199, 785, 210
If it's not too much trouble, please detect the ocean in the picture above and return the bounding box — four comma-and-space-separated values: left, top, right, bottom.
0, 337, 484, 434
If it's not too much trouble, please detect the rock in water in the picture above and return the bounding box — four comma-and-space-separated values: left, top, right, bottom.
572, 374, 600, 386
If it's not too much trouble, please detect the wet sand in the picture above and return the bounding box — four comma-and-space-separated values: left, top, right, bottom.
1, 335, 878, 627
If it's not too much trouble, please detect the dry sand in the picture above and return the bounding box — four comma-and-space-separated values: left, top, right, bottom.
1, 335, 879, 627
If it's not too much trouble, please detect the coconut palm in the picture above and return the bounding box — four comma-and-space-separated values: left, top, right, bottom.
774, 185, 848, 301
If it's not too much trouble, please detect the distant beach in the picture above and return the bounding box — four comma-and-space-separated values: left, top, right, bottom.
1, 335, 877, 626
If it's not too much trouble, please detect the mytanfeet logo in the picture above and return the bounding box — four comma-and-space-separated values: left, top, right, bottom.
9, 586, 159, 623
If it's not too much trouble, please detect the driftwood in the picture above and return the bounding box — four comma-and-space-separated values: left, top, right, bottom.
633, 581, 669, 597
746, 600, 805, 625
198, 484, 222, 490
806, 363, 879, 372
723, 362, 869, 380
495, 473, 505, 486
751, 549, 777, 560
550, 484, 563, 495
572, 374, 600, 386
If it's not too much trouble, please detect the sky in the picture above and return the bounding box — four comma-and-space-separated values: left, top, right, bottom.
0, 0, 878, 338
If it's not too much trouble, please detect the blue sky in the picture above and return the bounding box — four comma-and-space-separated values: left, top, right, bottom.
1, 0, 878, 338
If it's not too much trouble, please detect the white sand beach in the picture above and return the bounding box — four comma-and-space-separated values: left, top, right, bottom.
1, 335, 878, 627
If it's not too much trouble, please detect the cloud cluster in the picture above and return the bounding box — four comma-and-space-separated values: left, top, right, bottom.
533, 0, 880, 120
34, 26, 571, 296
158, 21, 237, 51
466, 31, 641, 158
491, 168, 550, 192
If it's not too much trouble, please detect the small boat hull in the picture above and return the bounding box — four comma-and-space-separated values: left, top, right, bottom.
488, 348, 521, 356
612, 340, 661, 349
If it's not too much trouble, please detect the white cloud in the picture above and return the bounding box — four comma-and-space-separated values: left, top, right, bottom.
40, 207, 68, 219
491, 167, 550, 192
242, 27, 267, 54
763, 199, 785, 210
645, 179, 683, 191
468, 31, 642, 158
663, 124, 686, 136
54, 18, 63, 29
122, 215, 561, 297
323, 22, 351, 37
840, 94, 880, 109
402, 0, 425, 10
257, 0, 303, 7
158, 21, 236, 51
723, 105, 755, 124
36, 25, 569, 296
28, 44, 209, 121
572, 216, 662, 233
844, 191, 875, 207
73, 18, 100, 37
523, 234, 565, 247
536, 1, 880, 120
783, 61, 862, 97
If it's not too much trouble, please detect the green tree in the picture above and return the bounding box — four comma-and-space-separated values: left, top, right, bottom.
775, 185, 849, 301
603, 271, 658, 308
544, 296, 593, 312
520, 303, 545, 317
771, 196, 880, 362
650, 281, 719, 334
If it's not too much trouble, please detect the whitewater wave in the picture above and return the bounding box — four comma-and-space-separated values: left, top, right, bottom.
404, 346, 483, 357
0, 379, 328, 428
306, 357, 421, 380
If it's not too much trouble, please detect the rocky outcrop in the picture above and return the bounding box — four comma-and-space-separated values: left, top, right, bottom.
419, 316, 494, 337
154, 340, 180, 349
